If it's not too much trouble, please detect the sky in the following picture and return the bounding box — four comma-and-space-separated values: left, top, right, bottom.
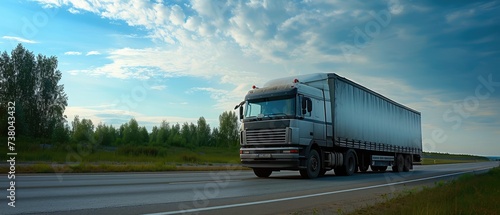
0, 0, 499, 156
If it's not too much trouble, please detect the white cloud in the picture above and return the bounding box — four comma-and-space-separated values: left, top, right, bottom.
169, 5, 185, 26
2, 36, 38, 44
64, 51, 82, 55
68, 7, 80, 14
388, 0, 404, 15
188, 87, 247, 111
86, 51, 101, 56
446, 9, 475, 23
150, 85, 167, 90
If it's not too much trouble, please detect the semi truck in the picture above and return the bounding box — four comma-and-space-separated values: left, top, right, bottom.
235, 73, 422, 178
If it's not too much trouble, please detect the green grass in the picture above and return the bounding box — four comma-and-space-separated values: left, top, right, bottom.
0, 162, 248, 173
1, 138, 240, 164
0, 137, 243, 173
350, 166, 500, 215
421, 158, 486, 165
421, 152, 489, 165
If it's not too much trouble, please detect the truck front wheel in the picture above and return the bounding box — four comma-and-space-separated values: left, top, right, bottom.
253, 168, 272, 178
300, 149, 321, 179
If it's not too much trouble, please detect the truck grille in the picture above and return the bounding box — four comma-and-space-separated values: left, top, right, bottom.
245, 128, 287, 145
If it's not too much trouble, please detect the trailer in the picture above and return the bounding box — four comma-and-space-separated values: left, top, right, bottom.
236, 73, 422, 178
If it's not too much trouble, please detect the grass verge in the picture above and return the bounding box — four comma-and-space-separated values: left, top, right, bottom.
0, 162, 249, 173
349, 166, 500, 215
421, 158, 486, 165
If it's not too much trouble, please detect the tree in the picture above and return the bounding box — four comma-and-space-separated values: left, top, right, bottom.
156, 120, 170, 146
94, 123, 116, 146
197, 117, 211, 147
149, 126, 158, 145
218, 111, 239, 147
168, 123, 183, 146
0, 44, 68, 138
71, 115, 94, 143
140, 126, 149, 144
211, 127, 221, 147
52, 121, 70, 144
122, 118, 141, 145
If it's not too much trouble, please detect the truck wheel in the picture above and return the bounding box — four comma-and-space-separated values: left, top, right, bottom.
335, 150, 356, 176
253, 168, 272, 178
300, 149, 321, 179
403, 155, 412, 172
392, 154, 404, 172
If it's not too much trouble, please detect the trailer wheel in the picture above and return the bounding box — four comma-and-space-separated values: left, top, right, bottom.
300, 149, 321, 179
392, 154, 404, 172
359, 165, 369, 172
370, 165, 387, 172
253, 168, 272, 178
335, 150, 356, 176
403, 155, 412, 172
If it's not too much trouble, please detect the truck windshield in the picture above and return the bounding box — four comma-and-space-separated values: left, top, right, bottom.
245, 96, 295, 119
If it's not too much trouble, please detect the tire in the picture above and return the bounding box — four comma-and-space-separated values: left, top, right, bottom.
253, 168, 272, 178
300, 149, 321, 179
359, 165, 369, 172
335, 150, 356, 176
403, 155, 412, 172
393, 154, 404, 172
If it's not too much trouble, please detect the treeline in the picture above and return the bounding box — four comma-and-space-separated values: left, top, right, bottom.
53, 111, 240, 148
0, 44, 68, 138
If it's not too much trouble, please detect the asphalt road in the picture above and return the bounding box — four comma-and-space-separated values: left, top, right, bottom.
1, 161, 498, 215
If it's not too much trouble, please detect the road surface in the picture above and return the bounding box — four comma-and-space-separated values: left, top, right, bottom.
1, 161, 498, 215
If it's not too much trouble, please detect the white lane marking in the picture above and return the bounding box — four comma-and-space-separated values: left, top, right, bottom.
144, 167, 493, 215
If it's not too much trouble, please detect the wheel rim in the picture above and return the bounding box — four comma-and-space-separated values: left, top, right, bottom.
311, 155, 318, 172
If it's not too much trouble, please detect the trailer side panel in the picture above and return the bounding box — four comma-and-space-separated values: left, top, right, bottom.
330, 76, 422, 152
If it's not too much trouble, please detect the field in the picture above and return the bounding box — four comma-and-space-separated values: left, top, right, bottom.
421, 152, 489, 165
1, 137, 243, 173
349, 166, 500, 215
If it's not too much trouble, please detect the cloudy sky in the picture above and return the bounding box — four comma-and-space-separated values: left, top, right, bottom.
1, 0, 499, 156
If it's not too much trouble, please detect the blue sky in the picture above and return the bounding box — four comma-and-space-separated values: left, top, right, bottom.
1, 0, 499, 156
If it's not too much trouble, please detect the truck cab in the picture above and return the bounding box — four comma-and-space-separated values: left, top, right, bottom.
237, 74, 333, 178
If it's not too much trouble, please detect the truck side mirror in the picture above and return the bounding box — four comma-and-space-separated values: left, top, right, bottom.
307, 98, 312, 112
239, 106, 244, 120
302, 98, 307, 114
301, 97, 312, 114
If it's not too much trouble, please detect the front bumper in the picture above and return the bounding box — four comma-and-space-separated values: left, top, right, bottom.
240, 147, 303, 170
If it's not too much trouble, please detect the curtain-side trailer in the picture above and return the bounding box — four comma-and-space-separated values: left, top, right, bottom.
236, 73, 422, 178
